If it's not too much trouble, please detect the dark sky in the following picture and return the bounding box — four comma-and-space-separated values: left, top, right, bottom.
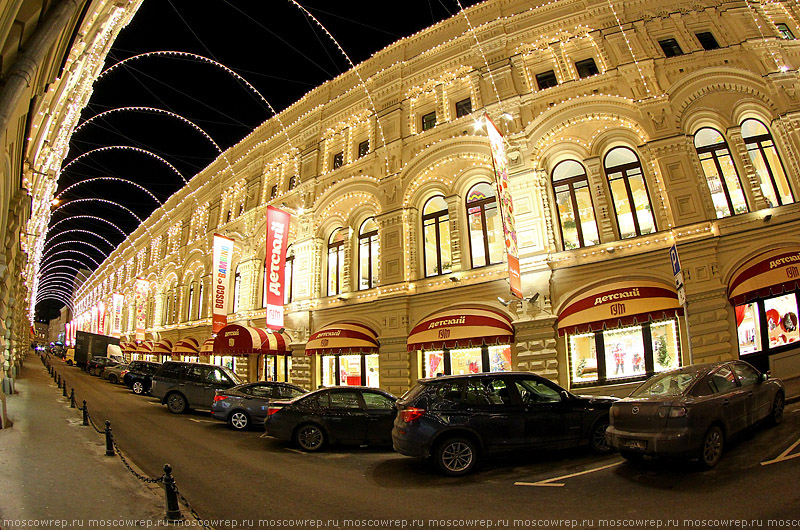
37, 0, 486, 322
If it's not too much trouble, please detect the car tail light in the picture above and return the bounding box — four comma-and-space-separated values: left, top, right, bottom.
121, 371, 129, 377
400, 407, 425, 423
213, 395, 229, 403
267, 406, 282, 416
657, 406, 687, 418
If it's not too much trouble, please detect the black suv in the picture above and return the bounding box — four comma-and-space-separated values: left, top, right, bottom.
392, 372, 617, 476
150, 361, 242, 414
122, 360, 162, 394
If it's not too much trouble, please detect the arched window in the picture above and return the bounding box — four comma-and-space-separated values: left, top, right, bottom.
604, 147, 656, 239
422, 195, 452, 277
694, 128, 748, 218
327, 228, 345, 296
741, 118, 794, 208
466, 183, 504, 267
552, 161, 600, 250
270, 185, 278, 199
358, 218, 379, 290
233, 269, 242, 312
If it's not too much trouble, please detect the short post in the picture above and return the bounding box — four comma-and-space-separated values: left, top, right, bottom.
162, 464, 184, 523
56, 373, 61, 387
104, 420, 114, 457
62, 380, 67, 397
70, 389, 76, 408
82, 401, 88, 426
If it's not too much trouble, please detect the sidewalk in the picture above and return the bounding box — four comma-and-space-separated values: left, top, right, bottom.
0, 354, 175, 528
784, 374, 800, 404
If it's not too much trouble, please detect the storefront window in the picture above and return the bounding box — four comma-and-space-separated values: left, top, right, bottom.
366, 354, 379, 387
488, 345, 511, 372
212, 355, 236, 371
568, 319, 681, 386
422, 345, 511, 377
764, 293, 800, 348
450, 347, 482, 375
321, 356, 337, 387
320, 354, 379, 387
736, 302, 761, 355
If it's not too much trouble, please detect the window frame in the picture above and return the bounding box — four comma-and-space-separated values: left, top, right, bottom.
465, 182, 503, 268
332, 152, 344, 170
658, 38, 684, 57
358, 218, 379, 290
574, 58, 599, 78
551, 160, 599, 250
327, 228, 345, 296
535, 70, 558, 90
695, 31, 720, 51
422, 111, 437, 131
421, 195, 451, 277
741, 118, 794, 207
694, 127, 749, 218
603, 146, 657, 239
455, 98, 472, 119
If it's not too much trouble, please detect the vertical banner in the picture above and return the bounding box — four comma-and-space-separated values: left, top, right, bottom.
485, 113, 523, 299
98, 301, 107, 336
111, 293, 123, 338
265, 206, 291, 330
212, 234, 235, 334
65, 322, 71, 347
134, 279, 149, 341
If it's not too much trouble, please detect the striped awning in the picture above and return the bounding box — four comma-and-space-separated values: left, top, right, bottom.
305, 322, 379, 355
174, 337, 200, 354
729, 247, 800, 305
136, 340, 154, 353
407, 305, 514, 352
557, 281, 683, 336
213, 324, 290, 355
120, 341, 137, 354
200, 338, 215, 354
152, 339, 173, 355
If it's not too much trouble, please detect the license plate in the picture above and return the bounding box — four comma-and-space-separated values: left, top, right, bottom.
623, 439, 647, 450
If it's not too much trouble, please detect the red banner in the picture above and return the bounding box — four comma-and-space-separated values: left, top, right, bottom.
265, 206, 291, 330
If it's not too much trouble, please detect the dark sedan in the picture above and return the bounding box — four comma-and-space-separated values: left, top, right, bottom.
606, 360, 785, 469
264, 387, 397, 451
392, 372, 617, 475
211, 381, 307, 430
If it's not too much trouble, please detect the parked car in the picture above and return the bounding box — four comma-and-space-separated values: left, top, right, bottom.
103, 363, 129, 384
606, 360, 785, 469
150, 361, 242, 414
211, 381, 307, 430
392, 372, 617, 476
122, 360, 162, 395
264, 387, 397, 451
87, 356, 121, 376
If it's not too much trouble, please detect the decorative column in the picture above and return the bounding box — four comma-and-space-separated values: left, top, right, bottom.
445, 194, 462, 273
378, 336, 411, 397
728, 126, 770, 210
584, 157, 616, 242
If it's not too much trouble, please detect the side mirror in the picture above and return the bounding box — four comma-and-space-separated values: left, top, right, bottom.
560, 390, 572, 402
761, 373, 770, 382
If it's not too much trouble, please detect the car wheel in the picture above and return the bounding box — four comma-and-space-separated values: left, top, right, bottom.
295, 424, 325, 451
66, 360, 73, 366
435, 437, 478, 476
132, 381, 145, 395
109, 375, 118, 384
699, 425, 724, 469
228, 410, 250, 430
769, 393, 785, 426
589, 418, 612, 454
619, 451, 644, 462
166, 393, 187, 414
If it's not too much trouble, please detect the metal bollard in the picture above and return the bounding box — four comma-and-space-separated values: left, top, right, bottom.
162, 464, 184, 523
62, 381, 67, 397
82, 401, 88, 426
70, 389, 75, 408
56, 374, 61, 387
104, 420, 114, 457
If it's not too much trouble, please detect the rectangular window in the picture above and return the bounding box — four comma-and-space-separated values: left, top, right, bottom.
695, 32, 720, 50
574, 58, 599, 79
455, 98, 472, 118
658, 38, 684, 57
422, 111, 437, 131
535, 70, 558, 90
358, 140, 369, 158
777, 23, 795, 40
332, 152, 344, 169
737, 302, 762, 355
764, 293, 800, 349
450, 347, 482, 375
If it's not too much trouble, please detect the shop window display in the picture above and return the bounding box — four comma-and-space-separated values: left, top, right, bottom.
422, 345, 511, 378
764, 293, 799, 348
736, 302, 762, 355
488, 345, 512, 372
320, 354, 379, 387
651, 320, 680, 373
450, 348, 483, 375
604, 326, 646, 380
570, 332, 598, 383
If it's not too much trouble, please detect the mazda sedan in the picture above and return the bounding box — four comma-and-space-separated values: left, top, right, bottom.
211, 381, 307, 430
264, 387, 397, 451
606, 360, 785, 469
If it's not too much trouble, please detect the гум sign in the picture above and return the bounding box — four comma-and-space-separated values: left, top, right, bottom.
266, 206, 291, 330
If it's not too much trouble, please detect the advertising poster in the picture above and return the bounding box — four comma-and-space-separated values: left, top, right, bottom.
485, 113, 522, 299
91, 306, 98, 334
212, 234, 235, 333
265, 206, 291, 330
98, 301, 107, 336
134, 278, 149, 341
111, 293, 123, 338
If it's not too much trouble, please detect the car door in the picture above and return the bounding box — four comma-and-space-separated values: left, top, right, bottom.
321, 389, 368, 444
361, 390, 397, 445
514, 376, 579, 448
243, 384, 274, 422
182, 365, 207, 406
204, 367, 236, 407
709, 363, 747, 435
731, 361, 769, 425
460, 377, 525, 450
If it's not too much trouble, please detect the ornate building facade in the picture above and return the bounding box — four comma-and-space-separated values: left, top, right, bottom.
33, 0, 800, 398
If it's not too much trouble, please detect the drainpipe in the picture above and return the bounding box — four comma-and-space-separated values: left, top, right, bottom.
0, 0, 80, 142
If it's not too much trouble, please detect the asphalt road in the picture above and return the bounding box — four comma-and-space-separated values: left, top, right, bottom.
53, 362, 800, 529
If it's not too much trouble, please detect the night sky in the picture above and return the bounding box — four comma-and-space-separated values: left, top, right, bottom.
37, 0, 486, 322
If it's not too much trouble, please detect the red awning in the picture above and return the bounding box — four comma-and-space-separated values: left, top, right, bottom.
120, 341, 136, 354
174, 337, 200, 354
136, 340, 154, 353
152, 339, 173, 355
407, 305, 514, 351
200, 338, 215, 354
557, 281, 683, 336
213, 324, 290, 355
305, 322, 379, 355
729, 247, 800, 305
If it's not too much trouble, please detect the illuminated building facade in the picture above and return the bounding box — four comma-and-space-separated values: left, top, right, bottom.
24, 0, 800, 398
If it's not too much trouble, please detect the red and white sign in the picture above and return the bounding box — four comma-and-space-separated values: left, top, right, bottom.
485, 113, 522, 299
212, 234, 235, 333
111, 293, 123, 338
265, 206, 291, 330
134, 279, 149, 341
98, 301, 107, 336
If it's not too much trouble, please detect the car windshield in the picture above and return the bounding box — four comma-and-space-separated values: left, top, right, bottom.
221, 366, 243, 385
630, 371, 700, 398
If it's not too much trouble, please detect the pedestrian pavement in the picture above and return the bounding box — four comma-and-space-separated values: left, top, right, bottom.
0, 353, 193, 528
